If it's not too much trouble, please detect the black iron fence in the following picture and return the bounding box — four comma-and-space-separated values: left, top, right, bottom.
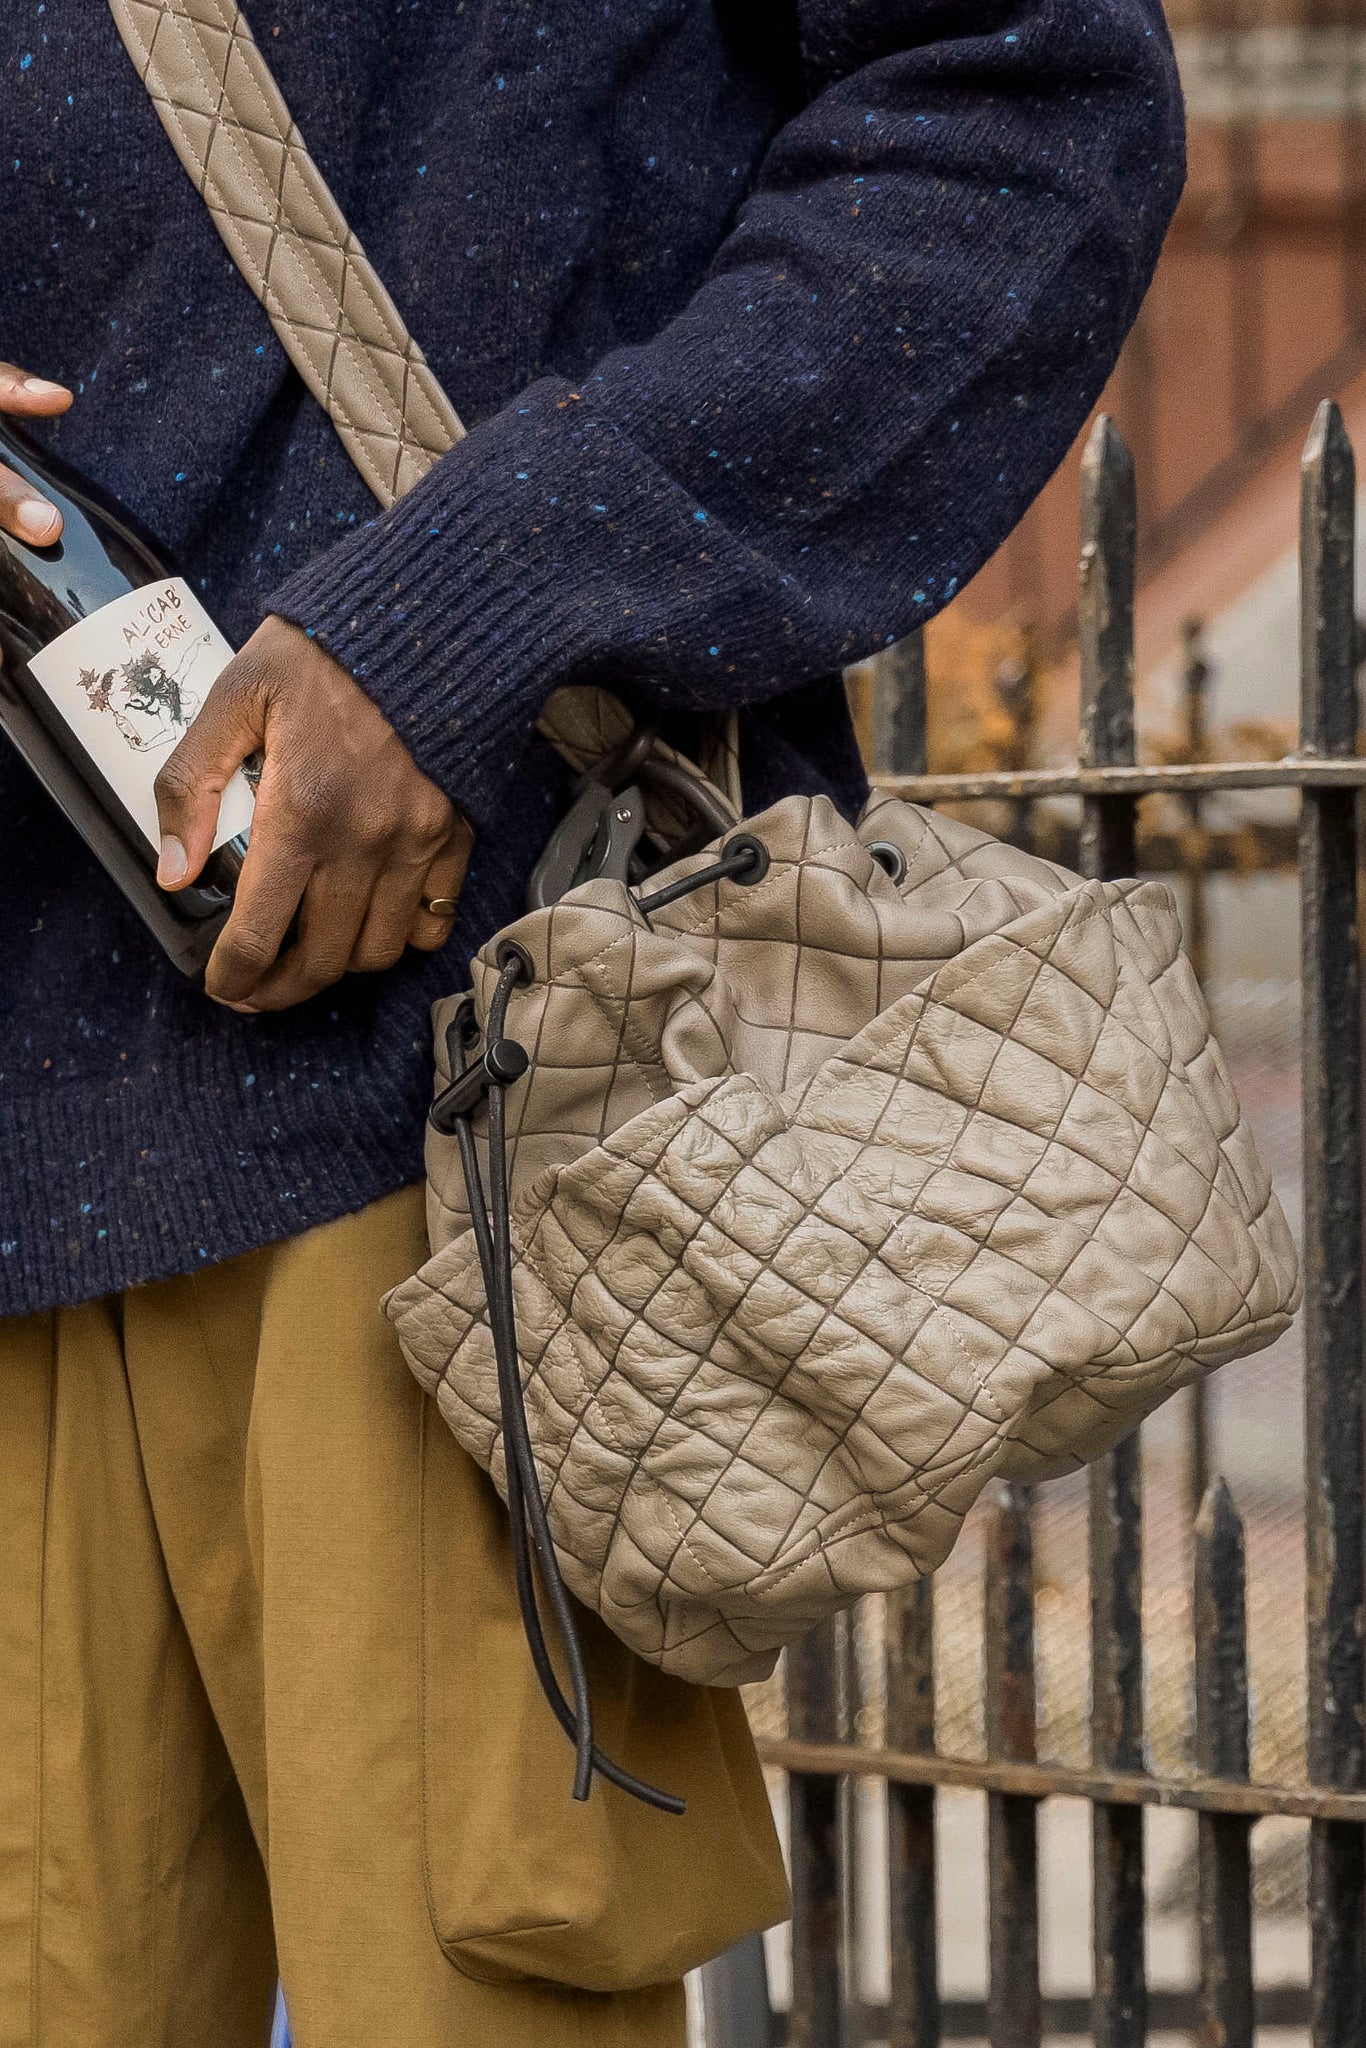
709, 403, 1366, 2048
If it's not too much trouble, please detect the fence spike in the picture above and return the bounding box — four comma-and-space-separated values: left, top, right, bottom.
840, 1604, 876, 2048
1077, 413, 1147, 2048
787, 1621, 844, 2048
1300, 400, 1356, 760
1180, 627, 1213, 1523
1088, 1433, 1146, 2048
984, 1483, 1042, 2048
1299, 398, 1366, 2048
1193, 1479, 1249, 1782
885, 1578, 940, 2048
1194, 1477, 1254, 2048
1078, 414, 1137, 778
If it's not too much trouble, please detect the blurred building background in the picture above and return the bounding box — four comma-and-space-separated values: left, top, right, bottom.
851, 0, 1366, 775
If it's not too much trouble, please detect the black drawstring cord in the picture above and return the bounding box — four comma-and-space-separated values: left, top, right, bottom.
484, 967, 595, 1802
634, 832, 769, 917
429, 838, 769, 1812
441, 953, 684, 1815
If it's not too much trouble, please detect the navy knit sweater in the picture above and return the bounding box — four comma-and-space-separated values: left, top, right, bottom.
0, 0, 1183, 1317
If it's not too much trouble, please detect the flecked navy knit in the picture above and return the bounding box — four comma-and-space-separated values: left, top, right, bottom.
0, 0, 1184, 1316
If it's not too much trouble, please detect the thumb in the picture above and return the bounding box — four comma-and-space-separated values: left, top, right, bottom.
153, 667, 263, 888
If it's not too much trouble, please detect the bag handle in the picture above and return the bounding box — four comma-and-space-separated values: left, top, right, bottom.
106, 0, 743, 812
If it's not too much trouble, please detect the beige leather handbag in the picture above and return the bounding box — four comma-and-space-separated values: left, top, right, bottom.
114, 0, 1300, 1812
388, 786, 1299, 1696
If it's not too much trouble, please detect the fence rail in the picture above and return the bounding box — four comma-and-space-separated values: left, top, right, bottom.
754, 1744, 1366, 1829
871, 758, 1366, 800
723, 402, 1365, 2048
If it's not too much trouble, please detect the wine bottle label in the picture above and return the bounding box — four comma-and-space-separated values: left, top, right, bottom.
26, 577, 256, 855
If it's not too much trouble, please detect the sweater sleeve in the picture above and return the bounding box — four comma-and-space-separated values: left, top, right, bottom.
267, 0, 1185, 835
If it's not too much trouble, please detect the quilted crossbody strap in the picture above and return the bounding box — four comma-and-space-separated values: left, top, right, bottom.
107, 0, 743, 811
107, 0, 463, 507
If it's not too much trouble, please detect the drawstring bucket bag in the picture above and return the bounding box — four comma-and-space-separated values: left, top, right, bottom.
385, 746, 1300, 1810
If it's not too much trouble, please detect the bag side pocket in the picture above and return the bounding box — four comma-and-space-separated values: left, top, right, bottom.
417, 1400, 789, 1992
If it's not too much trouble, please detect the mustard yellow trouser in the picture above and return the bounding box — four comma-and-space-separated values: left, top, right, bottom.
0, 1186, 786, 2048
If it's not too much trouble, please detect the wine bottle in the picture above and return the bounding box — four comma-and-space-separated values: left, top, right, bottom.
0, 415, 254, 978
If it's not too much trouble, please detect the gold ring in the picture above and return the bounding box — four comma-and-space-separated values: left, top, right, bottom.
421, 896, 459, 919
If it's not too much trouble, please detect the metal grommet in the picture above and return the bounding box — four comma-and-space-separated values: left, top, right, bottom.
867, 839, 907, 884
452, 992, 481, 1049
494, 937, 535, 982
722, 833, 770, 885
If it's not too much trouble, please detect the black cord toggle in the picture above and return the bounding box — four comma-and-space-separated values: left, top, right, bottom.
428, 1037, 529, 1135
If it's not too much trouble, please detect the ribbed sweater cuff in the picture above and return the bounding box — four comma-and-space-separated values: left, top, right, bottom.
0, 1032, 426, 1317
265, 388, 622, 836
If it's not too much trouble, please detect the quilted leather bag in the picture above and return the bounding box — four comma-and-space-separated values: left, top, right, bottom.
113, 0, 1300, 1811
386, 778, 1300, 1717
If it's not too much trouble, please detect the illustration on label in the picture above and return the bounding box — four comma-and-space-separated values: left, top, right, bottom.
77, 645, 200, 754
28, 578, 256, 855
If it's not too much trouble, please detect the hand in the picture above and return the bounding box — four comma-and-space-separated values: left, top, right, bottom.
154, 614, 471, 1011
0, 360, 73, 539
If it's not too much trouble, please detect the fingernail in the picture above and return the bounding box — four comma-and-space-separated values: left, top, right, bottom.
157, 834, 188, 886
224, 1001, 260, 1015
21, 376, 68, 398
14, 498, 59, 541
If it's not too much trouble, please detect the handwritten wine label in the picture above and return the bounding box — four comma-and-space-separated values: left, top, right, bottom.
27, 577, 255, 855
